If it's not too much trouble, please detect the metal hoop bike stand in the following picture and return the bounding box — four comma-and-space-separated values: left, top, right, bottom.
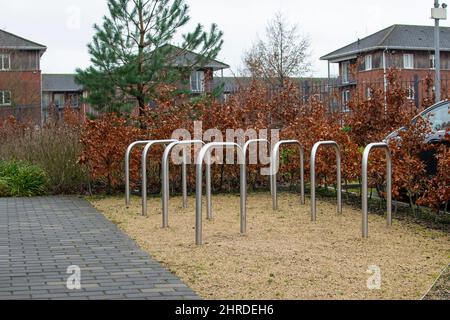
141, 140, 178, 217
125, 139, 177, 207
195, 142, 246, 245
161, 140, 207, 228
243, 139, 273, 201
271, 140, 305, 210
310, 141, 342, 221
362, 142, 392, 238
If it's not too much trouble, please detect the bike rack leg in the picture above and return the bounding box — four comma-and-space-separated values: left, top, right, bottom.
310, 155, 316, 221
272, 157, 278, 210
271, 141, 305, 210
162, 141, 203, 228
142, 149, 149, 217
206, 153, 212, 220
195, 143, 246, 245
240, 162, 246, 234
195, 161, 203, 245
300, 149, 305, 205
362, 143, 392, 238
310, 141, 342, 221
182, 147, 188, 209
141, 140, 177, 217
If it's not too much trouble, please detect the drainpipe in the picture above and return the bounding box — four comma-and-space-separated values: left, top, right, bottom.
327, 61, 331, 86
383, 48, 388, 112
39, 51, 44, 127
327, 61, 332, 112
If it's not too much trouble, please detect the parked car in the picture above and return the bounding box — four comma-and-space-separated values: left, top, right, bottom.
384, 100, 449, 175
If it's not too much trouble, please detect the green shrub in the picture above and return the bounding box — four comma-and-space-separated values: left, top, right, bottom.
0, 117, 89, 194
0, 178, 10, 197
0, 161, 48, 197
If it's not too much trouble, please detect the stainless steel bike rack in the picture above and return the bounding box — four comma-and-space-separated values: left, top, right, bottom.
310, 141, 342, 221
271, 140, 305, 210
126, 141, 152, 206
195, 142, 246, 245
125, 139, 178, 207
161, 140, 206, 228
243, 139, 273, 201
362, 142, 392, 238
141, 140, 178, 217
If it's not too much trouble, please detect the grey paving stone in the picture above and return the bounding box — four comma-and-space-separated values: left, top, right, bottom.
0, 196, 198, 300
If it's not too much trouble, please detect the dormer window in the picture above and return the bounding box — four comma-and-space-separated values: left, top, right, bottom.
190, 70, 205, 93
0, 54, 10, 71
365, 55, 372, 71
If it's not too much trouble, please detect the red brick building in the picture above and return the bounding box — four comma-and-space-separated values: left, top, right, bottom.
321, 24, 450, 110
0, 29, 46, 124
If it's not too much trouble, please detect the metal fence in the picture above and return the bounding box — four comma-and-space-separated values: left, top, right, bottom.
226, 77, 450, 113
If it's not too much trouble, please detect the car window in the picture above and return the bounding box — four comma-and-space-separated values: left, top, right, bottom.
422, 102, 450, 131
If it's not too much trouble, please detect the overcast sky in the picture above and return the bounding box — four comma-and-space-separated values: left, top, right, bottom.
0, 0, 445, 77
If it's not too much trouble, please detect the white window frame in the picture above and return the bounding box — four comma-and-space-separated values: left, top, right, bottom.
403, 54, 414, 69
342, 62, 350, 84
406, 85, 415, 100
190, 70, 205, 93
366, 87, 373, 99
430, 54, 435, 69
0, 54, 11, 71
365, 55, 373, 71
0, 90, 12, 106
342, 90, 351, 112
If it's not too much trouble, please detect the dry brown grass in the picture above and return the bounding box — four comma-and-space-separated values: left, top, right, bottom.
90, 193, 450, 300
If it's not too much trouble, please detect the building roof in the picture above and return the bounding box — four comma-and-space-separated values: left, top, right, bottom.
321, 24, 450, 62
0, 29, 46, 52
42, 74, 84, 92
165, 45, 230, 71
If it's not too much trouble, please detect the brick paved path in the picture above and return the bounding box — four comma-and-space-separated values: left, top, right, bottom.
0, 197, 199, 300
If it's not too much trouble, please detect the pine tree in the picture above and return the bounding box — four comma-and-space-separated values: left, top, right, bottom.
76, 0, 223, 115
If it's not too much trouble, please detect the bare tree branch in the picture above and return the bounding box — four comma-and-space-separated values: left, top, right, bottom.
243, 12, 311, 88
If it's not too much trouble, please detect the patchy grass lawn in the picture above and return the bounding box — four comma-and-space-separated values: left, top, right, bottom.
423, 265, 450, 300
89, 193, 450, 300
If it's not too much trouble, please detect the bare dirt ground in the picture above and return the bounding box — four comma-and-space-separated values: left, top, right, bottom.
90, 193, 450, 300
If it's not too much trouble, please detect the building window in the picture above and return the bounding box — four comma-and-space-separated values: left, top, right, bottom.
366, 87, 373, 99
342, 62, 350, 84
42, 93, 51, 109
406, 85, 415, 100
190, 71, 205, 93
0, 90, 12, 106
403, 54, 414, 69
430, 54, 435, 69
342, 90, 351, 112
68, 93, 80, 107
365, 55, 373, 71
53, 94, 65, 108
0, 54, 10, 71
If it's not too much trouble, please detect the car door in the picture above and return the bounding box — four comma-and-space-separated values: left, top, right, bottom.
420, 102, 450, 175
422, 101, 450, 143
